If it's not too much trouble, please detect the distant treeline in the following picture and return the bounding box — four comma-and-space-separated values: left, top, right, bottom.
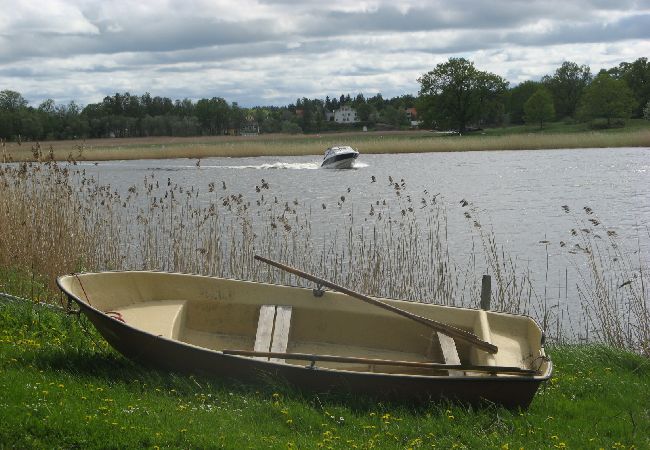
0, 57, 648, 141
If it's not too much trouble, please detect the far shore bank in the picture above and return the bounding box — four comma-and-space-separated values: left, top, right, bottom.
2, 128, 649, 162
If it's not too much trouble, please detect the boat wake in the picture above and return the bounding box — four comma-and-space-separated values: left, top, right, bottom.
219, 162, 320, 170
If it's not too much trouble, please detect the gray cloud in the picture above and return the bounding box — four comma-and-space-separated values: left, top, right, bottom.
1, 0, 649, 106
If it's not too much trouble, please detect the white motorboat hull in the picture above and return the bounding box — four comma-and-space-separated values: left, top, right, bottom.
321, 145, 359, 169
321, 154, 358, 169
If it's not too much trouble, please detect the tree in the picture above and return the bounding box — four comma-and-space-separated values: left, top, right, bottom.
524, 88, 555, 129
418, 58, 507, 132
0, 90, 28, 112
608, 57, 650, 117
379, 105, 408, 128
281, 121, 302, 134
578, 71, 636, 127
367, 93, 384, 111
542, 61, 591, 119
644, 100, 650, 121
507, 80, 541, 124
475, 71, 508, 126
195, 97, 230, 135
355, 102, 372, 122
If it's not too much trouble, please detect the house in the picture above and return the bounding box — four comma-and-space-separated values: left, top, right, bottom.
240, 115, 260, 136
405, 107, 417, 120
333, 105, 359, 123
405, 107, 420, 128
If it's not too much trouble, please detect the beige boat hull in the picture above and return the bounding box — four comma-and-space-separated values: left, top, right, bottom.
57, 271, 552, 408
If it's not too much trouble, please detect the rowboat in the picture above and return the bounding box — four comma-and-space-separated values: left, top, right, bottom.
57, 256, 552, 408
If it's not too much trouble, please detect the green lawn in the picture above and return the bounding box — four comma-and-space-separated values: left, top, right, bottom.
1, 294, 648, 449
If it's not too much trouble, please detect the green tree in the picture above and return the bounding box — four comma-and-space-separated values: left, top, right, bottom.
281, 121, 302, 134
542, 61, 591, 119
0, 90, 28, 140
195, 97, 230, 135
355, 102, 372, 122
507, 80, 541, 124
0, 90, 28, 112
418, 58, 507, 132
475, 71, 508, 126
608, 57, 650, 117
524, 88, 555, 129
0, 111, 15, 139
379, 105, 408, 128
578, 71, 636, 127
643, 101, 650, 120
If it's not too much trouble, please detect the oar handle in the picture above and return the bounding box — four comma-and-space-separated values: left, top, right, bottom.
254, 255, 499, 354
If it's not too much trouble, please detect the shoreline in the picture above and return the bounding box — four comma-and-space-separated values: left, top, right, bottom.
2, 128, 649, 162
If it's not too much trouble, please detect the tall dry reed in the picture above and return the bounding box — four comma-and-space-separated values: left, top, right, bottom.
1, 160, 648, 353
0, 161, 506, 307
562, 206, 650, 356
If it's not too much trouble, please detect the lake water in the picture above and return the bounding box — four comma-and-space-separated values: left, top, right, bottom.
77, 147, 649, 334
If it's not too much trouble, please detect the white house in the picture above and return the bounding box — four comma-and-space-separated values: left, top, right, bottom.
333, 105, 359, 123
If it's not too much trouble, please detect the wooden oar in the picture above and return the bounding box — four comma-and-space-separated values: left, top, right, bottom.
223, 349, 535, 375
254, 255, 498, 354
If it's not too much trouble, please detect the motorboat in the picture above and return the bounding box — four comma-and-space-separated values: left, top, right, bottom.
321, 145, 359, 169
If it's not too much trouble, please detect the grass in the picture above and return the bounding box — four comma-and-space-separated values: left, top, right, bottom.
2, 120, 649, 162
1, 293, 648, 449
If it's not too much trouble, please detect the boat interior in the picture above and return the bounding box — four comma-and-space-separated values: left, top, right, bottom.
59, 271, 549, 377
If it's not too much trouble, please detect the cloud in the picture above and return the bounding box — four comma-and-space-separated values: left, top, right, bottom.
0, 0, 649, 106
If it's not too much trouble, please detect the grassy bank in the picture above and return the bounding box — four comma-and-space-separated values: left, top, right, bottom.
2, 121, 649, 162
1, 292, 648, 449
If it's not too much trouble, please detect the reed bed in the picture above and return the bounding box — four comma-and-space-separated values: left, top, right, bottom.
1, 160, 648, 352
3, 129, 650, 162
563, 207, 650, 356
0, 161, 518, 307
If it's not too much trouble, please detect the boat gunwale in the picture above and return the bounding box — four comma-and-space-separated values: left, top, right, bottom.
57, 269, 545, 320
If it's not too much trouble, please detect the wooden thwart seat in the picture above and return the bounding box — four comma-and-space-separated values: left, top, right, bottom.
436, 332, 464, 376
253, 305, 293, 362
427, 331, 464, 376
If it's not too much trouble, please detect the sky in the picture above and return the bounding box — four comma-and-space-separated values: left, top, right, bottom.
1, 0, 649, 108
